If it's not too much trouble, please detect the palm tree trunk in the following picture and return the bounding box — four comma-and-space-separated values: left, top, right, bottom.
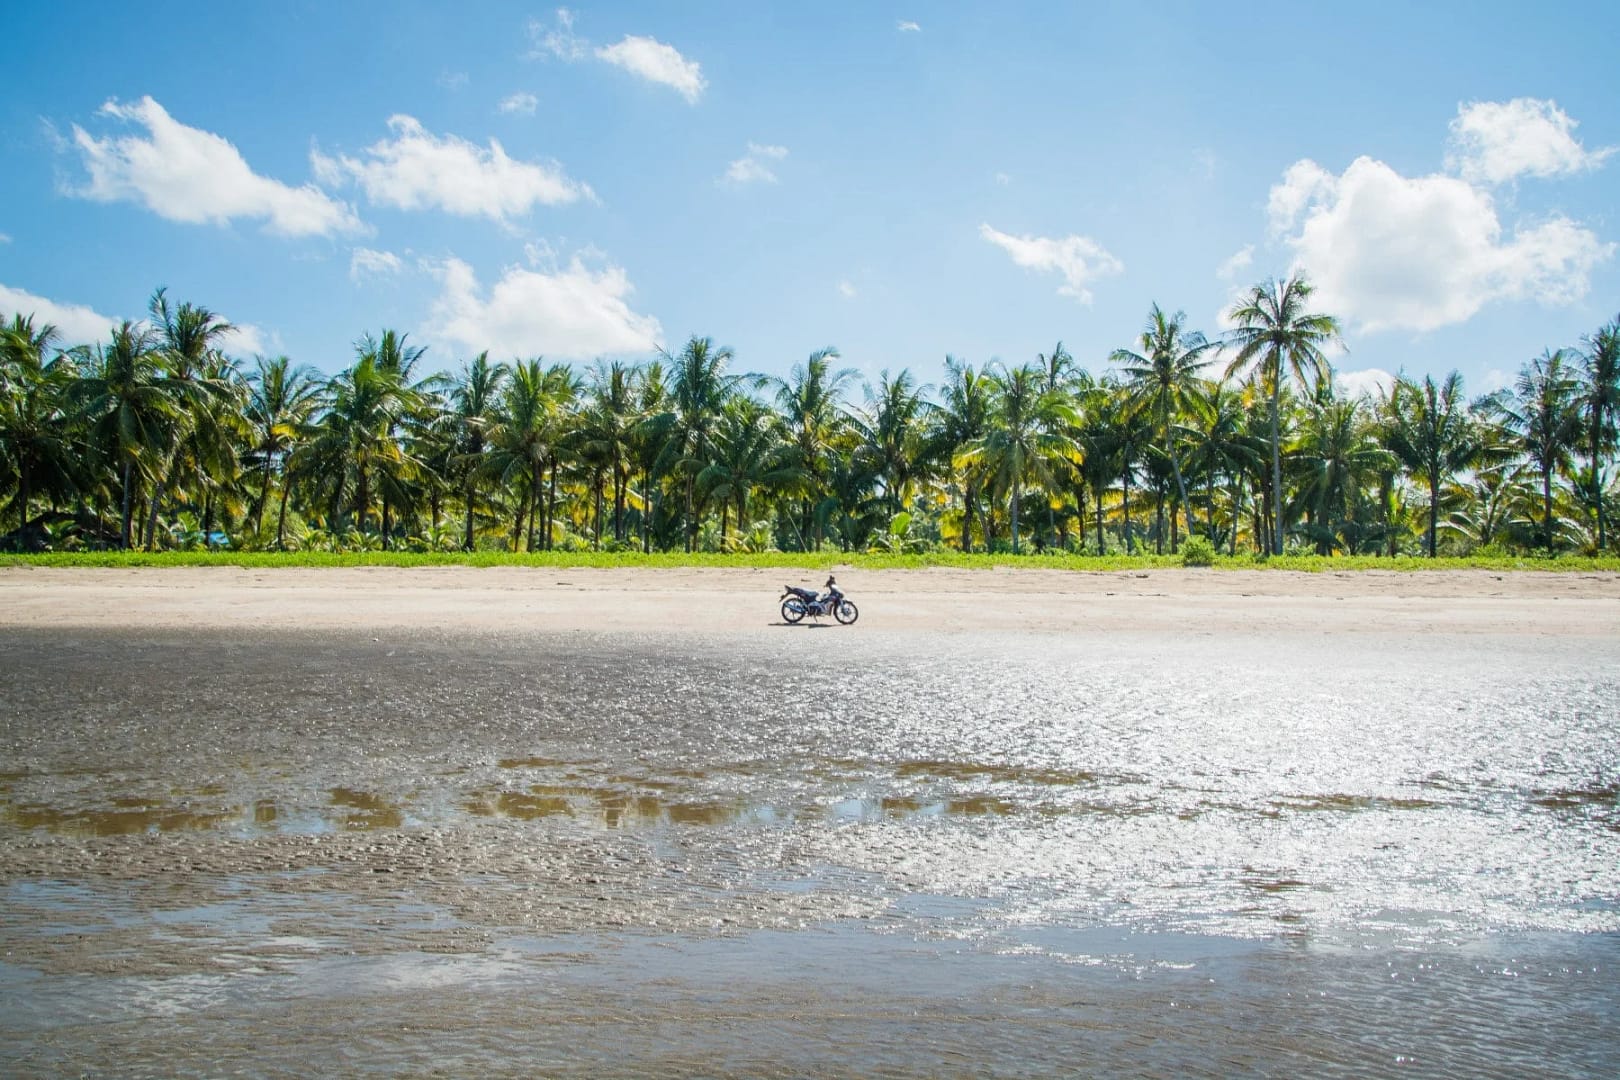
1010, 480, 1021, 554
1229, 474, 1242, 556
546, 460, 558, 551
1154, 485, 1165, 555
276, 479, 291, 550
961, 478, 974, 554
1269, 381, 1284, 556
464, 484, 476, 551
1594, 421, 1607, 550
1543, 467, 1555, 549
256, 456, 273, 537
1428, 468, 1440, 558
1122, 471, 1133, 554
120, 458, 135, 549
1095, 488, 1106, 555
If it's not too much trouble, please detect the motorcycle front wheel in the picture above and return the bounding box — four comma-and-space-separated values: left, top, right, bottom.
781, 597, 808, 623
834, 600, 859, 625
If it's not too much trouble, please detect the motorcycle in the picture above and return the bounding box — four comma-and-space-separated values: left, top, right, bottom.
780, 575, 859, 625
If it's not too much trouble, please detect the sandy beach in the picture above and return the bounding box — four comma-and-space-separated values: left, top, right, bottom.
3, 564, 1619, 637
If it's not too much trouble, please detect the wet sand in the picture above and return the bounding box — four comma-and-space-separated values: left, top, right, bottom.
3, 563, 1619, 636
3, 567, 1619, 1076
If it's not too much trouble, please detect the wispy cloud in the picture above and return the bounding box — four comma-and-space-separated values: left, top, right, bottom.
66, 96, 361, 237
438, 71, 469, 91
897, 20, 921, 32
1216, 244, 1253, 281
350, 247, 403, 283
498, 92, 539, 116
978, 223, 1123, 303
723, 142, 788, 185
312, 115, 592, 224
837, 280, 857, 298
529, 8, 586, 61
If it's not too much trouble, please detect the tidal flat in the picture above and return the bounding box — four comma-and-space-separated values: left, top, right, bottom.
2, 574, 1619, 1077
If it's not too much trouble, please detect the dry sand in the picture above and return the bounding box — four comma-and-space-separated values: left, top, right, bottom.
2, 564, 1618, 637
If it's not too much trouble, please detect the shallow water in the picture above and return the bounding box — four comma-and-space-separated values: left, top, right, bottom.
2, 625, 1617, 1077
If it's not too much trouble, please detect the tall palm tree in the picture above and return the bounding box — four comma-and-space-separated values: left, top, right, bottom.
313, 351, 422, 540
766, 347, 854, 551
661, 336, 739, 552
1495, 349, 1582, 549
853, 368, 933, 518
1, 317, 79, 537
447, 352, 507, 551
246, 355, 322, 545
1114, 304, 1216, 546
931, 356, 992, 552
1293, 389, 1393, 554
1579, 316, 1620, 549
582, 359, 641, 545
68, 322, 177, 548
483, 359, 557, 551
1224, 274, 1342, 555
956, 362, 1077, 553
1185, 380, 1262, 553
1381, 371, 1485, 557
698, 397, 797, 547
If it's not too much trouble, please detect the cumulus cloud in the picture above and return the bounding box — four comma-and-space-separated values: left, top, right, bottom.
723, 142, 788, 185
596, 35, 706, 103
424, 252, 663, 360
1268, 154, 1614, 333
1334, 367, 1395, 401
1446, 98, 1615, 186
897, 20, 921, 32
223, 322, 272, 357
312, 115, 592, 223
67, 96, 360, 237
0, 284, 120, 345
978, 223, 1123, 303
498, 92, 539, 116
350, 247, 403, 283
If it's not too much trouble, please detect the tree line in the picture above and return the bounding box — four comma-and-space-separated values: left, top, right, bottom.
2, 276, 1617, 557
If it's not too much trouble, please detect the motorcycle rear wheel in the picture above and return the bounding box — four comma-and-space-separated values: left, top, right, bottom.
834, 600, 859, 625
781, 598, 808, 623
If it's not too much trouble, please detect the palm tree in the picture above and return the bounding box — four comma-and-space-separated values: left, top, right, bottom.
312, 350, 423, 540
1114, 305, 1216, 547
931, 357, 993, 552
853, 368, 933, 518
581, 360, 641, 546
1224, 274, 1342, 554
766, 347, 854, 551
1579, 316, 1620, 549
956, 362, 1077, 553
245, 355, 322, 546
661, 336, 739, 552
1381, 371, 1485, 557
1, 317, 79, 538
1495, 349, 1582, 549
447, 352, 507, 551
1184, 380, 1262, 554
68, 322, 176, 548
1293, 388, 1394, 554
698, 397, 797, 547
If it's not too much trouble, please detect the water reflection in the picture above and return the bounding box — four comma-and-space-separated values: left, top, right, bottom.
1, 799, 234, 837
329, 789, 403, 830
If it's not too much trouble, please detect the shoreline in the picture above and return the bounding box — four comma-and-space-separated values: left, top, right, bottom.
3, 565, 1617, 636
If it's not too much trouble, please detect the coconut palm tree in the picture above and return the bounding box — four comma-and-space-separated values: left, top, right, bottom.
1579, 316, 1620, 549
245, 355, 322, 545
765, 347, 854, 551
660, 336, 739, 552
956, 362, 1077, 553
853, 368, 933, 519
1, 317, 80, 538
1292, 388, 1394, 554
1114, 304, 1216, 546
931, 356, 993, 553
1224, 274, 1342, 555
581, 360, 642, 546
1381, 371, 1488, 557
698, 396, 797, 547
446, 352, 507, 551
68, 322, 178, 548
1495, 349, 1583, 549
312, 351, 423, 541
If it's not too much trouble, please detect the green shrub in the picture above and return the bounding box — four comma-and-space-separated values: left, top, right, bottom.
1181, 536, 1216, 567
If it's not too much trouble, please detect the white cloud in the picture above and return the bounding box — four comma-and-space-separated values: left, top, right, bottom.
978, 223, 1123, 304
1334, 367, 1394, 401
438, 71, 469, 91
498, 92, 539, 116
424, 253, 663, 360
595, 35, 706, 103
837, 280, 857, 298
0, 233, 11, 244
0, 284, 120, 345
529, 8, 586, 61
312, 115, 591, 223
350, 247, 403, 283
1446, 98, 1615, 186
1268, 155, 1614, 333
723, 142, 788, 185
68, 96, 360, 237
897, 20, 921, 32
1216, 244, 1255, 282
994, 172, 1011, 186
224, 322, 271, 357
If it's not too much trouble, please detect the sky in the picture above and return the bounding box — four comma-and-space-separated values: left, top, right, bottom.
3, 1, 1618, 399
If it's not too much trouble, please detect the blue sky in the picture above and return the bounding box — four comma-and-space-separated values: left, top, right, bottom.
3, 2, 1617, 398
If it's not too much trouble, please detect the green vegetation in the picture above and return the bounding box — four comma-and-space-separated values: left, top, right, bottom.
4, 279, 1618, 562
